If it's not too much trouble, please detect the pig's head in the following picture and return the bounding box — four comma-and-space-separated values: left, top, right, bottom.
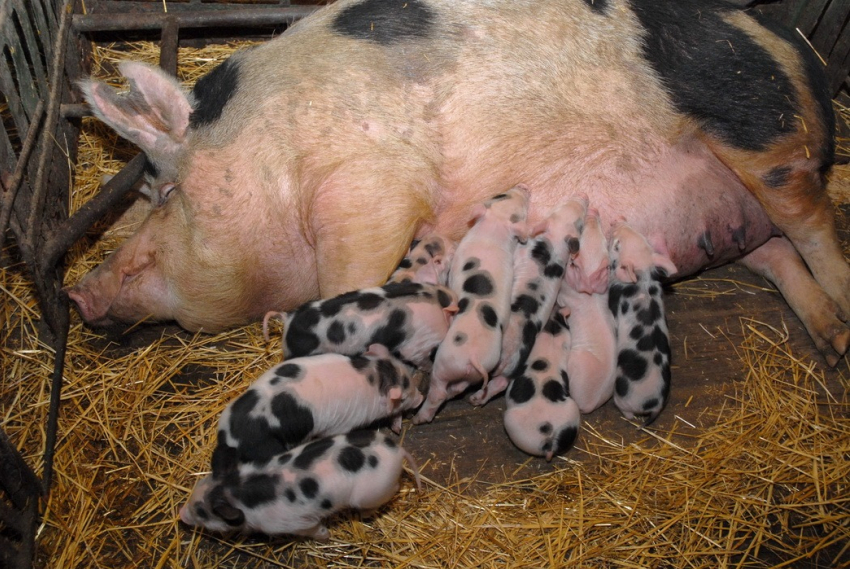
609, 222, 678, 284
180, 475, 247, 534
471, 185, 530, 241
68, 59, 305, 331
566, 208, 610, 295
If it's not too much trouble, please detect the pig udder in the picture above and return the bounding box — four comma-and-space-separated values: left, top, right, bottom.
66, 228, 174, 326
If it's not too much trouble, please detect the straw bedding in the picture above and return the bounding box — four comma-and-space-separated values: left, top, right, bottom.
1, 41, 849, 568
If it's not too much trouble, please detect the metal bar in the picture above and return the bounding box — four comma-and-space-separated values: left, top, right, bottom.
40, 297, 69, 493
0, 100, 45, 251
42, 153, 146, 270
72, 5, 319, 32
24, 0, 73, 253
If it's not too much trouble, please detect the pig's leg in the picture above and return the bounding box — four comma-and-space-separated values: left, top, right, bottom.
311, 167, 433, 298
737, 236, 850, 367
412, 381, 447, 424
468, 375, 509, 406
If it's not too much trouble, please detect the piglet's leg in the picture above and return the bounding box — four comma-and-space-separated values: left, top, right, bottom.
311, 163, 433, 298
468, 375, 509, 406
737, 236, 850, 367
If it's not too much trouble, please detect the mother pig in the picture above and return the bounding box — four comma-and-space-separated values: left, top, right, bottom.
69, 0, 850, 365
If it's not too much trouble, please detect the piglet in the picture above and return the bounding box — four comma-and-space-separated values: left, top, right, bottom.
413, 186, 529, 423
180, 430, 420, 540
387, 233, 456, 286
557, 208, 617, 414
469, 195, 586, 406
263, 281, 457, 370
211, 344, 423, 476
503, 311, 580, 460
607, 220, 677, 424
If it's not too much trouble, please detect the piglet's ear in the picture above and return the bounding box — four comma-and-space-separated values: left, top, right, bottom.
79, 61, 192, 159
531, 219, 548, 237
366, 343, 391, 358
469, 203, 487, 224
615, 264, 638, 284
211, 497, 245, 526
652, 253, 677, 278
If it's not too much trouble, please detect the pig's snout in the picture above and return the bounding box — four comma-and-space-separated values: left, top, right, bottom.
178, 503, 194, 525
65, 282, 115, 325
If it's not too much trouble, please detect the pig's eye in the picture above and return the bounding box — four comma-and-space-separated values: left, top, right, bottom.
160, 183, 176, 201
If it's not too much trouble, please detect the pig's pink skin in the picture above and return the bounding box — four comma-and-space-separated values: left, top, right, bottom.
70, 1, 849, 367
558, 216, 618, 414
567, 209, 610, 295
609, 222, 678, 282
180, 432, 419, 538
414, 188, 529, 423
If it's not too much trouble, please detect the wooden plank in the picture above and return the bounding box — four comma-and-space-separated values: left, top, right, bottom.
10, 0, 49, 97
811, 0, 850, 57
794, 0, 831, 37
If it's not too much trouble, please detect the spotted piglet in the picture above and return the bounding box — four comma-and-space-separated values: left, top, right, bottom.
211, 344, 423, 476
414, 186, 529, 423
608, 221, 677, 424
387, 233, 456, 286
557, 208, 617, 414
469, 196, 586, 405
503, 311, 580, 460
264, 281, 457, 370
181, 430, 420, 539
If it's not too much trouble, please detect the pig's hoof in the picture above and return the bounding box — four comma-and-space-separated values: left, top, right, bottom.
820, 326, 849, 367
411, 411, 434, 425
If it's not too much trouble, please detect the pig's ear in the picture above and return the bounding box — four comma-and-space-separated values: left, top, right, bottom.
513, 222, 530, 243
211, 496, 245, 527
531, 219, 548, 237
469, 203, 487, 223
616, 264, 637, 284
652, 253, 677, 278
366, 343, 391, 358
79, 61, 192, 158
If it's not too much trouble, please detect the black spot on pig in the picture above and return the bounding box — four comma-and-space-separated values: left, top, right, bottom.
294, 438, 336, 470
648, 285, 660, 297
227, 392, 298, 464
539, 423, 552, 435
234, 474, 278, 508
621, 301, 630, 314
643, 398, 660, 412
618, 349, 648, 381
278, 453, 292, 466
654, 352, 664, 366
453, 332, 467, 346
384, 281, 423, 298
637, 300, 661, 325
463, 273, 494, 296
396, 258, 413, 270
424, 240, 443, 257
542, 379, 567, 402
211, 438, 239, 480
275, 363, 302, 379
415, 256, 428, 265
350, 354, 371, 371
356, 292, 385, 310
299, 477, 320, 500
327, 320, 347, 344
347, 430, 377, 447
560, 370, 570, 394
531, 359, 548, 371
286, 307, 322, 356
190, 56, 241, 128
621, 284, 639, 298
555, 426, 578, 455
531, 241, 552, 267
332, 0, 435, 46
636, 333, 655, 352
630, 0, 797, 151
437, 288, 453, 308
478, 303, 498, 328
544, 312, 568, 334
339, 446, 366, 472
271, 392, 316, 448
544, 263, 564, 278
457, 297, 470, 314
321, 498, 333, 510
508, 376, 535, 404
512, 294, 539, 317
194, 504, 209, 521
615, 375, 629, 397
763, 166, 791, 188
653, 326, 671, 355
369, 309, 407, 350
630, 325, 644, 341
369, 455, 380, 468
462, 258, 480, 272
383, 436, 397, 448
376, 359, 401, 394
285, 488, 297, 503
584, 0, 609, 14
